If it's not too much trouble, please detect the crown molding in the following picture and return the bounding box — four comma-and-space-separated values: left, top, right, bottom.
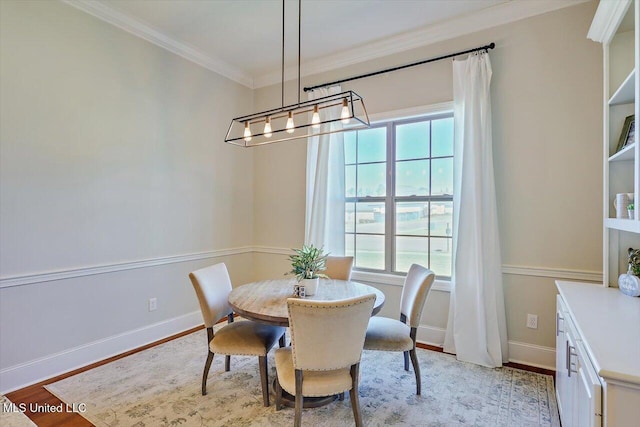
587, 0, 632, 43
60, 0, 254, 88
254, 0, 591, 88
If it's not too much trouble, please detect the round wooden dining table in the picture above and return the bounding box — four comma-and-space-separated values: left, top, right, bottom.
228, 278, 385, 327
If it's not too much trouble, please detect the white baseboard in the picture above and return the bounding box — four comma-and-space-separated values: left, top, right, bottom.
507, 340, 556, 371
416, 324, 446, 347
416, 325, 555, 371
0, 311, 202, 394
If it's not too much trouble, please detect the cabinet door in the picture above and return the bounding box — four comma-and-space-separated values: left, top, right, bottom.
575, 341, 603, 427
565, 319, 578, 427
556, 296, 571, 424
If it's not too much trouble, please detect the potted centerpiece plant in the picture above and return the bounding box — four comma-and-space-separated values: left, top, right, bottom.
287, 244, 328, 296
628, 203, 634, 219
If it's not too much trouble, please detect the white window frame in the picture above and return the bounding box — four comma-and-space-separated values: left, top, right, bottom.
347, 102, 453, 292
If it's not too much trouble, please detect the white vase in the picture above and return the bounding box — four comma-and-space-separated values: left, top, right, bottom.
301, 278, 319, 296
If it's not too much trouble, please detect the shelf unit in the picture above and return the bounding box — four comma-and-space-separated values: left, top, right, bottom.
589, 0, 640, 287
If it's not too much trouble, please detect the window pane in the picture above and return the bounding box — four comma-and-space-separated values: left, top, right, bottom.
357, 163, 386, 197
345, 234, 355, 257
395, 202, 428, 236
344, 131, 357, 164
355, 234, 385, 270
395, 160, 429, 196
430, 237, 452, 276
395, 236, 428, 273
345, 165, 356, 197
430, 201, 453, 237
345, 202, 355, 233
357, 127, 386, 163
355, 202, 385, 234
432, 117, 454, 157
396, 121, 430, 160
431, 157, 453, 196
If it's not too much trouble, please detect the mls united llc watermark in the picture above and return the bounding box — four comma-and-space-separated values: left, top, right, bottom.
3, 401, 87, 413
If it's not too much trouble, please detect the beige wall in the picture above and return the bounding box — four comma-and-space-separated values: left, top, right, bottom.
252, 1, 603, 354
0, 0, 253, 385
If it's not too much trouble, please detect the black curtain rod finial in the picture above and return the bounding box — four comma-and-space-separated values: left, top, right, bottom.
304, 42, 496, 92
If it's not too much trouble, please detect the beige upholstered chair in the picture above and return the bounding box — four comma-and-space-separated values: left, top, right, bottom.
323, 256, 355, 281
189, 263, 286, 406
363, 263, 435, 395
274, 294, 376, 427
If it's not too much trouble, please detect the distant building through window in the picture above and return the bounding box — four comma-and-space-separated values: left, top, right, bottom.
344, 112, 454, 278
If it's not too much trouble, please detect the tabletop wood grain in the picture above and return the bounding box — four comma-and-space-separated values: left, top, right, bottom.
228, 279, 385, 326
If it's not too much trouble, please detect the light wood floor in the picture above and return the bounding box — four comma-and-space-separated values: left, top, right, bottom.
6, 326, 554, 426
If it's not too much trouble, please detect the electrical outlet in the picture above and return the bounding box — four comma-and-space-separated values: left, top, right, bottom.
149, 297, 157, 312
526, 314, 538, 329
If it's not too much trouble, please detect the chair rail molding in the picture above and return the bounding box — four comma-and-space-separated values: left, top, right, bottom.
0, 246, 602, 289
0, 247, 253, 289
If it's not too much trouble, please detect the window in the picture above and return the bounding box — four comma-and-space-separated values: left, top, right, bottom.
344, 112, 454, 278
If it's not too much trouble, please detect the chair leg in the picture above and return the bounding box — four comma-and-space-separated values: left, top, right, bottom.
294, 370, 304, 427
225, 355, 231, 372
275, 374, 283, 411
279, 334, 286, 348
404, 350, 410, 371
259, 356, 270, 407
409, 348, 421, 395
350, 364, 363, 427
202, 351, 215, 396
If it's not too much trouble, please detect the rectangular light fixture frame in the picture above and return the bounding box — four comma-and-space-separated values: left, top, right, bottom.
225, 90, 369, 147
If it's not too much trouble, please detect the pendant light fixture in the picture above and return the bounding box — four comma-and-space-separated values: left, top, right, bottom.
225, 0, 369, 147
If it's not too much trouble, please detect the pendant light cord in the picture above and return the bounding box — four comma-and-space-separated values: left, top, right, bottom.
281, 0, 285, 108
297, 0, 301, 104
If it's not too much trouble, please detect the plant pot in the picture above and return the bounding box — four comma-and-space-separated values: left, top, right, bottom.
629, 209, 634, 219
301, 278, 319, 296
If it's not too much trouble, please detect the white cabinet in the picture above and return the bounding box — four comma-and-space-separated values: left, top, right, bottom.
589, 0, 640, 286
556, 295, 603, 426
556, 281, 640, 427
575, 339, 603, 427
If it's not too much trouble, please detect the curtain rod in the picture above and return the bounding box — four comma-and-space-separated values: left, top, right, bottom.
303, 42, 495, 92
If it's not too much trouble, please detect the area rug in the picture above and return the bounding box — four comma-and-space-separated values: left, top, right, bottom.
45, 328, 559, 427
0, 395, 37, 427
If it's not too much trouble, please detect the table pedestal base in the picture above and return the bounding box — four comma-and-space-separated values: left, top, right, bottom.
273, 379, 339, 408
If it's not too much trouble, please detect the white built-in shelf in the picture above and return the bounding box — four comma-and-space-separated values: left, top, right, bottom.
609, 142, 636, 161
605, 217, 640, 233
609, 68, 636, 105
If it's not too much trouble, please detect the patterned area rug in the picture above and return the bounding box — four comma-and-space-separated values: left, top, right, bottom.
45, 328, 559, 426
0, 395, 37, 427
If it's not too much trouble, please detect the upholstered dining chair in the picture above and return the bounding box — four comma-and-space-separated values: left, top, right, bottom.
189, 263, 286, 406
323, 256, 355, 281
274, 294, 376, 427
363, 263, 435, 395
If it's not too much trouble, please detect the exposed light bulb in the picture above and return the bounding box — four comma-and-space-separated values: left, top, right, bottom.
340, 98, 351, 124
311, 105, 320, 129
243, 122, 252, 142
285, 111, 295, 133
264, 116, 272, 138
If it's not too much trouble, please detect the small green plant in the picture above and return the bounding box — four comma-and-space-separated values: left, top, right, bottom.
628, 203, 635, 210
287, 244, 329, 282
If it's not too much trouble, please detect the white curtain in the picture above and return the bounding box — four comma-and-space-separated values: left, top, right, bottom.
305, 86, 345, 255
443, 52, 508, 368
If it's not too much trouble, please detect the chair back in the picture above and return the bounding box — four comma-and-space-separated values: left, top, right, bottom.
324, 256, 355, 281
189, 263, 234, 328
287, 294, 375, 371
400, 264, 436, 328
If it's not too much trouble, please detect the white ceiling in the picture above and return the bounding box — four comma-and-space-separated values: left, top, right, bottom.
68, 0, 589, 88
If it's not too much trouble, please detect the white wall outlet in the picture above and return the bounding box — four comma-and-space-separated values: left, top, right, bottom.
526, 313, 538, 329
149, 297, 157, 312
